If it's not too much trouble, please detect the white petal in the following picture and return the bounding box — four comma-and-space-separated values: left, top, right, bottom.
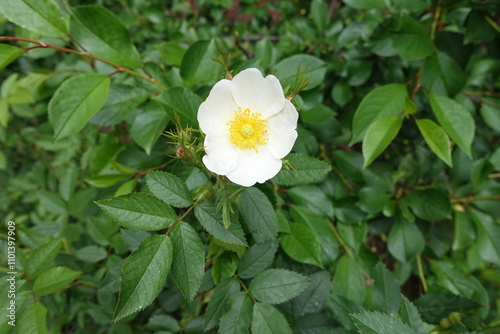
226, 148, 282, 187
231, 68, 285, 118
202, 135, 239, 176
198, 79, 237, 135
266, 100, 299, 158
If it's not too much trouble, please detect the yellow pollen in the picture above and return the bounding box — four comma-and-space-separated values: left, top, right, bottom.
227, 108, 268, 150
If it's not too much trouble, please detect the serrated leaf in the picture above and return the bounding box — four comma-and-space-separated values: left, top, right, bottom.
170, 223, 205, 301
113, 235, 173, 322
48, 73, 110, 141
350, 84, 408, 145
272, 154, 330, 186
96, 193, 177, 231
33, 266, 82, 297
0, 44, 25, 70
194, 203, 247, 246
387, 219, 424, 262
70, 5, 141, 68
327, 294, 365, 331
249, 269, 310, 305
0, 0, 68, 37
401, 296, 425, 334
240, 187, 277, 242
408, 189, 451, 221
146, 171, 193, 208
252, 302, 292, 334
416, 118, 453, 167
237, 241, 278, 279
414, 293, 479, 324
362, 115, 403, 167
219, 292, 253, 334
429, 94, 475, 158
332, 255, 366, 304
154, 86, 202, 127
292, 271, 331, 316
280, 222, 323, 268
18, 302, 49, 334
351, 311, 418, 334
205, 278, 240, 330
26, 239, 62, 279
372, 263, 400, 315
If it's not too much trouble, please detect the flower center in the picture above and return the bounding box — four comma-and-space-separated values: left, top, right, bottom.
227, 108, 268, 150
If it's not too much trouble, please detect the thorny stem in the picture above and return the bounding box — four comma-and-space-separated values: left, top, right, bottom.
0, 36, 167, 91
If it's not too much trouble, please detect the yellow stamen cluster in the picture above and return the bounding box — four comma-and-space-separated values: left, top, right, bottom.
227, 108, 268, 150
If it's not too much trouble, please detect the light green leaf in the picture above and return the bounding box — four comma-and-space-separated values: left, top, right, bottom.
180, 39, 220, 87
362, 115, 403, 167
37, 190, 66, 215
0, 0, 68, 37
401, 296, 425, 334
351, 311, 418, 334
272, 154, 330, 186
154, 86, 202, 127
416, 118, 453, 167
130, 102, 169, 155
471, 210, 500, 265
249, 269, 310, 304
429, 94, 475, 158
274, 54, 327, 91
252, 302, 292, 334
219, 292, 253, 334
350, 84, 408, 145
33, 266, 82, 297
113, 235, 173, 322
332, 255, 366, 304
280, 222, 323, 268
146, 171, 193, 208
170, 223, 205, 301
205, 278, 240, 330
0, 44, 25, 70
237, 241, 278, 279
96, 193, 177, 231
372, 262, 400, 316
408, 189, 451, 221
310, 0, 328, 31
26, 239, 62, 279
391, 15, 433, 61
48, 73, 110, 141
387, 219, 425, 262
70, 5, 141, 68
74, 245, 108, 263
422, 52, 467, 97
18, 302, 49, 334
480, 97, 500, 133
194, 203, 247, 246
240, 187, 277, 242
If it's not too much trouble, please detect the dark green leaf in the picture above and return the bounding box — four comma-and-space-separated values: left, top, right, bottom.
33, 266, 82, 296
280, 223, 323, 268
288, 186, 334, 218
204, 278, 240, 330
219, 292, 253, 334
113, 235, 173, 322
344, 0, 386, 9
351, 311, 418, 334
0, 44, 25, 70
408, 189, 451, 221
240, 187, 277, 242
249, 269, 310, 304
292, 271, 331, 316
452, 211, 476, 251
416, 118, 453, 167
194, 203, 247, 246
154, 86, 202, 127
237, 241, 278, 279
274, 54, 327, 91
180, 39, 220, 87
251, 302, 292, 334
362, 115, 403, 167
422, 52, 467, 97
212, 251, 239, 284
272, 154, 330, 186
48, 73, 110, 141
391, 15, 433, 61
414, 293, 479, 324
130, 101, 169, 155
332, 255, 366, 304
401, 296, 425, 334
74, 245, 107, 263
26, 239, 62, 279
372, 262, 400, 315
146, 171, 193, 208
387, 219, 424, 262
471, 210, 500, 265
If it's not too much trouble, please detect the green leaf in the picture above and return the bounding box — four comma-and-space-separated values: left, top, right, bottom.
48, 73, 110, 141
274, 54, 327, 91
180, 39, 219, 87
272, 154, 330, 186
332, 255, 366, 304
251, 302, 292, 334
344, 0, 386, 9
0, 0, 68, 37
387, 219, 424, 262
219, 292, 253, 334
113, 235, 173, 322
471, 210, 500, 265
429, 94, 475, 158
170, 223, 205, 301
289, 186, 334, 218
90, 84, 149, 126
408, 189, 451, 221
194, 203, 247, 246
350, 84, 408, 145
391, 15, 434, 61
372, 263, 400, 315
26, 239, 62, 279
310, 0, 328, 31
96, 193, 177, 231
414, 293, 479, 324
280, 222, 323, 268
452, 211, 476, 251
37, 190, 66, 215
249, 269, 310, 304
146, 171, 193, 208
154, 86, 202, 127
422, 52, 467, 97
240, 187, 277, 242
18, 302, 49, 334
33, 266, 82, 297
205, 278, 240, 330
130, 101, 169, 155
212, 252, 239, 284
0, 44, 25, 70
416, 118, 453, 167
74, 245, 108, 263
480, 97, 500, 133
401, 296, 425, 334
156, 41, 186, 67
362, 115, 403, 167
237, 241, 278, 279
351, 311, 418, 334
70, 5, 141, 68
292, 271, 331, 316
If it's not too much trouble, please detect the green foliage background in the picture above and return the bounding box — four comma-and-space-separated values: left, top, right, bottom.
0, 0, 500, 333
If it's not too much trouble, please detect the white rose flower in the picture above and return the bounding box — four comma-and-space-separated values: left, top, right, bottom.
198, 68, 298, 187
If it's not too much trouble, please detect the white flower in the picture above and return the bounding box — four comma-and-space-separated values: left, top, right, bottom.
198, 68, 298, 187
